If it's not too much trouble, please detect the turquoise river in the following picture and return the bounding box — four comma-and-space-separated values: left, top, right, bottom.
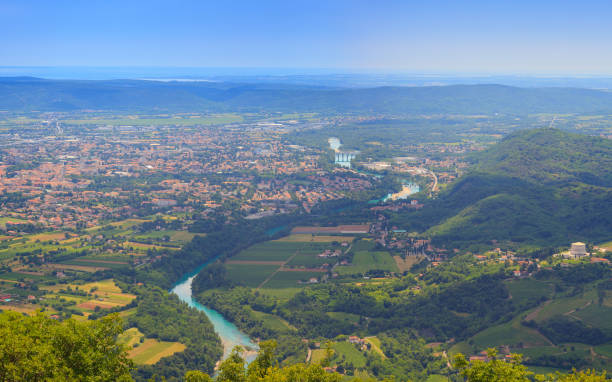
170, 258, 258, 361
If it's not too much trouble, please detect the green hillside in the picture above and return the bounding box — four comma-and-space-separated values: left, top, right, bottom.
394, 128, 612, 247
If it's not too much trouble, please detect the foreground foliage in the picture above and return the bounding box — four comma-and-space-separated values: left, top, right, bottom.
454, 349, 608, 382
127, 288, 223, 381
0, 310, 133, 381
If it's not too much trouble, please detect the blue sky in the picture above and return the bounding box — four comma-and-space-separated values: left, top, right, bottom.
1, 0, 612, 74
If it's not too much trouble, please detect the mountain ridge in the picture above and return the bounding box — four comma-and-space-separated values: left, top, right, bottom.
2, 78, 612, 114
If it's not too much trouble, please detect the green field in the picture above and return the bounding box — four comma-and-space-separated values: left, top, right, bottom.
532, 289, 597, 322
130, 339, 186, 365
226, 264, 278, 287
232, 241, 302, 262
286, 253, 330, 268
64, 114, 243, 127
570, 303, 612, 333
62, 259, 128, 270
133, 230, 200, 244
0, 272, 52, 281
275, 234, 354, 243
426, 376, 448, 382
520, 343, 590, 360
337, 250, 398, 275
332, 342, 367, 368
118, 327, 146, 348
256, 288, 302, 302
470, 315, 552, 349
249, 308, 296, 332
310, 349, 327, 364
0, 217, 30, 229
594, 344, 612, 358
263, 270, 323, 288
504, 278, 554, 306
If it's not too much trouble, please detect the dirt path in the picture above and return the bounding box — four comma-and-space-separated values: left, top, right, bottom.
256, 246, 302, 290
442, 351, 452, 369
564, 300, 592, 316
364, 337, 386, 360
525, 300, 551, 322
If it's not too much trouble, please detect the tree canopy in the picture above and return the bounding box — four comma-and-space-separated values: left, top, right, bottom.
0, 311, 133, 381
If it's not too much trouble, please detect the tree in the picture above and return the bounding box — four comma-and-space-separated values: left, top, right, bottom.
184, 370, 213, 382
247, 340, 278, 379
454, 349, 607, 382
0, 310, 133, 381
454, 349, 532, 382
212, 343, 343, 382
217, 347, 248, 382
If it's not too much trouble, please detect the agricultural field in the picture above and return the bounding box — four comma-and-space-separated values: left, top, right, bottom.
594, 344, 612, 358
309, 349, 328, 364
232, 241, 303, 262
570, 303, 612, 333
130, 339, 186, 365
118, 327, 147, 348
249, 308, 296, 332
40, 279, 136, 314
530, 289, 597, 323
504, 278, 554, 306
225, 264, 279, 288
118, 326, 187, 365
263, 270, 324, 288
256, 288, 301, 302
64, 113, 243, 127
286, 253, 332, 268
132, 230, 201, 244
332, 341, 367, 368
425, 376, 448, 382
223, 237, 353, 288
393, 255, 423, 273
275, 234, 354, 243
0, 217, 30, 229
454, 314, 552, 355
0, 303, 50, 315
337, 250, 399, 276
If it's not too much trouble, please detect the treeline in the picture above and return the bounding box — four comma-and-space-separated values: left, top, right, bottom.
523, 315, 609, 346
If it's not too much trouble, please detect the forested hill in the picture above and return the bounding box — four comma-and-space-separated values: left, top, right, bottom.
473, 128, 612, 187
3, 77, 612, 114
395, 129, 612, 248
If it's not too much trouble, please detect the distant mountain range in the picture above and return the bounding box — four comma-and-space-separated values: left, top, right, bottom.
399, 129, 612, 248
2, 77, 612, 114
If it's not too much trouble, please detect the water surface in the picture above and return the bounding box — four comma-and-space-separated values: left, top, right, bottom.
171, 259, 257, 360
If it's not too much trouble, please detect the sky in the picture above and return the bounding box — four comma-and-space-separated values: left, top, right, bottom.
1, 0, 612, 75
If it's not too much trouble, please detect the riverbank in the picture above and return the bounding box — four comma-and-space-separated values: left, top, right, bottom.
170, 259, 258, 361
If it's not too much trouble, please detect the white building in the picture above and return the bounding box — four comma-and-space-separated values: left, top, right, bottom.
570, 242, 588, 258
